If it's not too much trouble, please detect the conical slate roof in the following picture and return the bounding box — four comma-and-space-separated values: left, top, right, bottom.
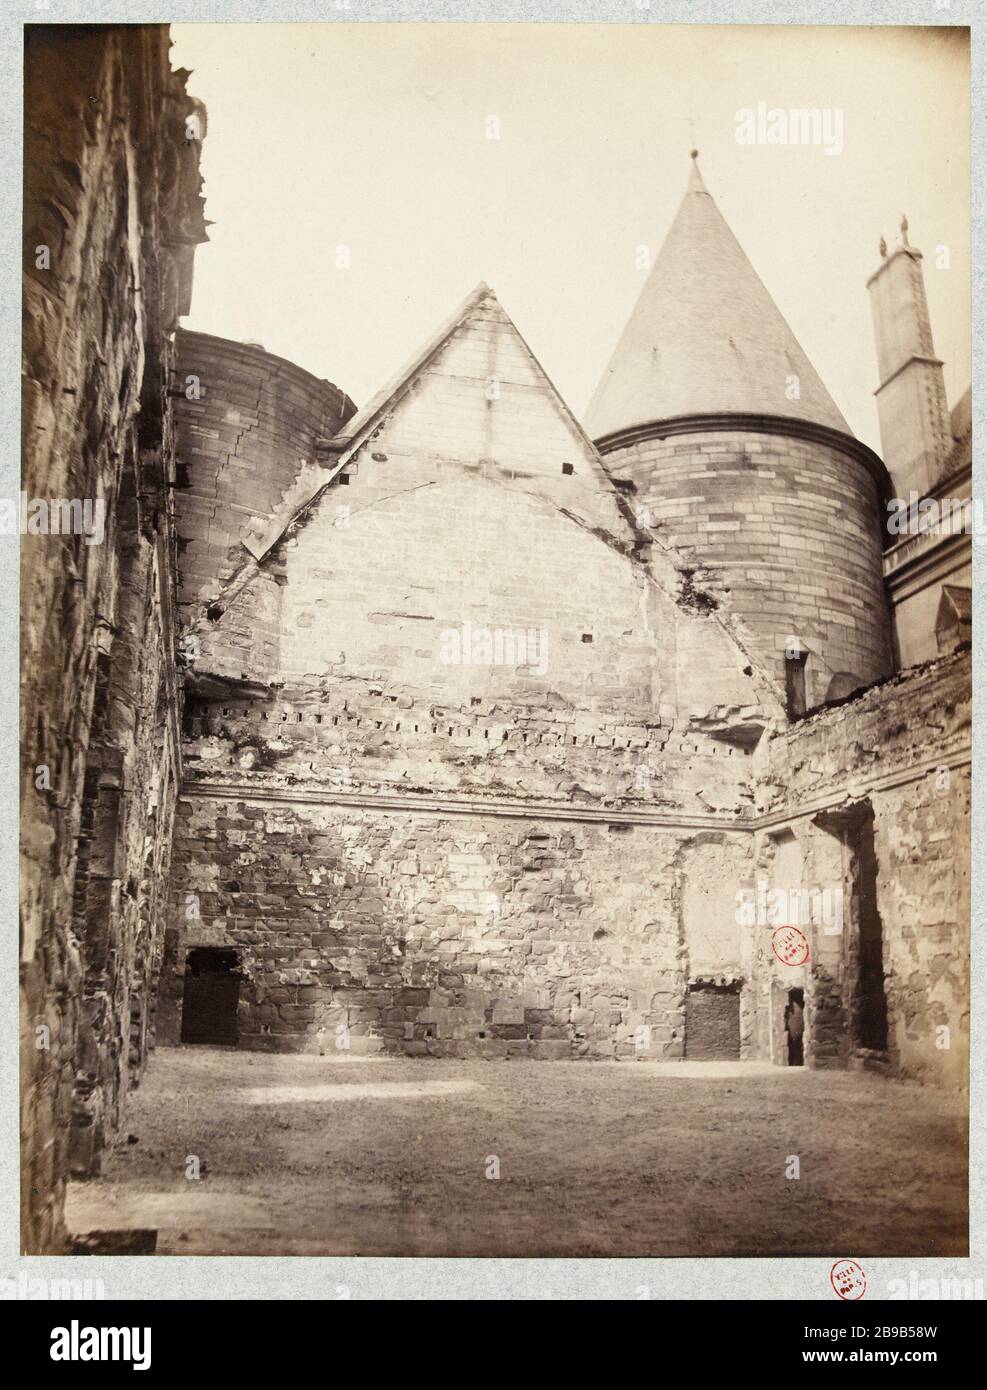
584, 157, 852, 442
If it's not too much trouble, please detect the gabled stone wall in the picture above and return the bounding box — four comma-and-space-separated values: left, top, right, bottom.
161, 302, 783, 1061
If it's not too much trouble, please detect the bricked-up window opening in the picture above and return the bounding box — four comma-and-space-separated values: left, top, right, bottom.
785, 988, 805, 1066
180, 947, 241, 1046
852, 807, 889, 1053
685, 982, 741, 1059
785, 648, 808, 719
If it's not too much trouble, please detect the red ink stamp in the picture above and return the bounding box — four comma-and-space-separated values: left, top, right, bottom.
771, 924, 809, 966
830, 1259, 866, 1301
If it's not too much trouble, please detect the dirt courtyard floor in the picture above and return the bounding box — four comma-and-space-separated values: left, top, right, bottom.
65, 1046, 968, 1257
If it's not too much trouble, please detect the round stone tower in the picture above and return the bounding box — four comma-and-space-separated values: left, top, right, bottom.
585, 156, 893, 710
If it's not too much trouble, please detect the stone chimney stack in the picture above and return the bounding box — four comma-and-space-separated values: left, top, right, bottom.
867, 218, 951, 497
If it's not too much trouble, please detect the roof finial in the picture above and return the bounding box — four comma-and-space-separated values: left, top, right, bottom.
686, 150, 707, 194
900, 214, 910, 247
879, 236, 887, 259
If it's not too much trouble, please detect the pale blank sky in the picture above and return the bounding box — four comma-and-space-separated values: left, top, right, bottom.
171, 23, 970, 453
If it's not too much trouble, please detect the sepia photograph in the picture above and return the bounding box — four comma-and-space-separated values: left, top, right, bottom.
12, 3, 979, 1324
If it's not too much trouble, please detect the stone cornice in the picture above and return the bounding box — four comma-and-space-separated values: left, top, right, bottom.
884, 528, 971, 600
874, 354, 946, 396
593, 412, 892, 503
180, 779, 754, 831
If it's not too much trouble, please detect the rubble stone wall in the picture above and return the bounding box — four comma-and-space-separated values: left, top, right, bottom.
759, 650, 971, 1086
163, 792, 758, 1059
20, 24, 205, 1252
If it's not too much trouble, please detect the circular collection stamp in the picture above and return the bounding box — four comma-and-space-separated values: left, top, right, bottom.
830, 1259, 867, 1300
771, 924, 810, 966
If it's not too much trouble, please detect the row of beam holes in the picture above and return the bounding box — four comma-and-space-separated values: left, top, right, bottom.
204, 717, 713, 754
204, 705, 735, 755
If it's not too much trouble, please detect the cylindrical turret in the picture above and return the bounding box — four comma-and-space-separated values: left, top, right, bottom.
586, 158, 893, 707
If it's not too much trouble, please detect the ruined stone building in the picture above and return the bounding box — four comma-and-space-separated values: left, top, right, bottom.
21, 27, 970, 1254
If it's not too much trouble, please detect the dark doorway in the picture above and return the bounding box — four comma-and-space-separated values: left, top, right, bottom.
852, 806, 888, 1053
685, 982, 741, 1059
180, 947, 240, 1045
785, 988, 804, 1066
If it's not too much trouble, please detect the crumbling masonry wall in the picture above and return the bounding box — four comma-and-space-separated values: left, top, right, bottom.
758, 650, 971, 1087
20, 25, 205, 1252
162, 302, 780, 1058
164, 653, 970, 1074
165, 795, 758, 1059
162, 296, 969, 1080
